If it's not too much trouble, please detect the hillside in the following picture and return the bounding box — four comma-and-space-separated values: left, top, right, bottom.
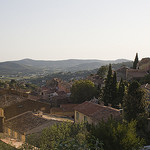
0, 58, 132, 75
0, 61, 41, 75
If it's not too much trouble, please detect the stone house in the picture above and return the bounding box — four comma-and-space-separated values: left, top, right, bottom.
74, 101, 121, 125
87, 74, 105, 88
126, 69, 148, 81
116, 57, 150, 81
137, 57, 150, 72
116, 66, 128, 81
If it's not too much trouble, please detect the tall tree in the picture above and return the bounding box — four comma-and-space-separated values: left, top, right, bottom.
111, 71, 118, 107
133, 53, 139, 69
117, 78, 125, 106
102, 64, 113, 106
123, 81, 148, 122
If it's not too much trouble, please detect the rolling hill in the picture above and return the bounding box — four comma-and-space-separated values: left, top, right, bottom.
0, 58, 132, 75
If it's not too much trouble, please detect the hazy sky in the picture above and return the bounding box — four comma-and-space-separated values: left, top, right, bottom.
0, 0, 150, 62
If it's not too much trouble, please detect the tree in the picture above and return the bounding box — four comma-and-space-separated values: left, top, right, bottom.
117, 78, 125, 106
123, 81, 148, 122
0, 141, 17, 150
97, 65, 108, 78
71, 80, 97, 103
111, 71, 118, 107
23, 122, 104, 150
102, 64, 113, 106
89, 119, 145, 150
140, 74, 150, 84
133, 53, 139, 69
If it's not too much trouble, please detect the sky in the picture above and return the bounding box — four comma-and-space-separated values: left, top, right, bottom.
0, 0, 150, 62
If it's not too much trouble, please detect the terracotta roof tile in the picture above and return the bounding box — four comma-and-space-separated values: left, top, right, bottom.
74, 101, 121, 121
4, 111, 59, 134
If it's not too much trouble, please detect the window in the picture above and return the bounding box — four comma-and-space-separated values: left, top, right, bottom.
84, 116, 87, 122
10, 129, 13, 137
18, 133, 22, 141
76, 112, 79, 120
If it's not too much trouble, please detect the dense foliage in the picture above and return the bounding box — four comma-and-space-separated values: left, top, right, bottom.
111, 71, 118, 107
117, 78, 125, 106
101, 64, 113, 106
89, 119, 145, 150
23, 120, 145, 150
23, 122, 104, 150
139, 74, 150, 84
97, 65, 108, 78
101, 64, 120, 107
71, 80, 97, 103
123, 81, 148, 122
0, 141, 17, 150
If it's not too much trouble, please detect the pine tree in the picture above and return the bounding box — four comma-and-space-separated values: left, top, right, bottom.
133, 53, 139, 69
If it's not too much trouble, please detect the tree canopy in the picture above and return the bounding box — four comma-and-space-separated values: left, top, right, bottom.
117, 78, 125, 106
101, 64, 113, 106
123, 81, 148, 122
23, 122, 104, 150
101, 64, 118, 107
0, 141, 17, 150
89, 119, 145, 150
97, 65, 108, 78
71, 80, 97, 103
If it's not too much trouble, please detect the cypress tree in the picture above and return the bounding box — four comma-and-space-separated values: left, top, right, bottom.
117, 78, 125, 106
123, 81, 148, 122
102, 64, 113, 106
111, 71, 118, 107
133, 53, 139, 69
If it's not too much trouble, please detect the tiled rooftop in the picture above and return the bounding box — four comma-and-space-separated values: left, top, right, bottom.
0, 94, 26, 108
138, 58, 150, 66
4, 111, 59, 134
74, 101, 121, 122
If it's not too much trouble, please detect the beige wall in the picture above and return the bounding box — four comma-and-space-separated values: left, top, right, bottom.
4, 127, 26, 142
74, 111, 92, 124
50, 108, 74, 117
139, 62, 150, 71
0, 108, 4, 117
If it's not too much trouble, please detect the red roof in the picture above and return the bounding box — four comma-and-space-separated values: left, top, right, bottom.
74, 101, 121, 122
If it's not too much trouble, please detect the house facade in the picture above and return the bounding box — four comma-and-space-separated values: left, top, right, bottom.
137, 57, 150, 72
74, 101, 121, 125
126, 69, 148, 81
75, 110, 93, 124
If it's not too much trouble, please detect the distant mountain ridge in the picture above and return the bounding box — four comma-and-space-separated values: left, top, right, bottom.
0, 58, 132, 75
